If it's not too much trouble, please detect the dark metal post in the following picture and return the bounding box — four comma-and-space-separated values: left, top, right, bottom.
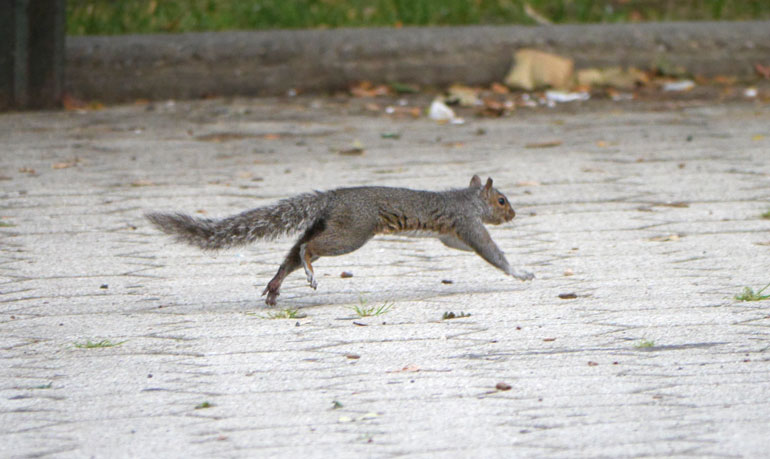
0, 0, 66, 110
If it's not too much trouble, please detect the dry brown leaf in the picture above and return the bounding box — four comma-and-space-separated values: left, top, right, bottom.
495, 382, 512, 391
52, 158, 79, 169
387, 364, 420, 373
490, 82, 510, 94
649, 234, 681, 242
350, 81, 390, 98
755, 63, 770, 79
525, 140, 562, 149
446, 84, 481, 107
504, 49, 574, 90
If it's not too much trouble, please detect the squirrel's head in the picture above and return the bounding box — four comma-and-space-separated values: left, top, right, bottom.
470, 175, 516, 225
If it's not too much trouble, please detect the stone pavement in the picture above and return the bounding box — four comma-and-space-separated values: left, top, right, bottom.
1, 97, 769, 458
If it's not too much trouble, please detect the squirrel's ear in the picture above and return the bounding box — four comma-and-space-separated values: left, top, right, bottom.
470, 175, 482, 188
484, 177, 493, 191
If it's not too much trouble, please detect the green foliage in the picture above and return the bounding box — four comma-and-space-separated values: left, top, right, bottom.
634, 339, 655, 349
350, 298, 393, 317
67, 0, 770, 35
442, 311, 471, 320
74, 339, 126, 348
735, 283, 770, 302
195, 401, 213, 409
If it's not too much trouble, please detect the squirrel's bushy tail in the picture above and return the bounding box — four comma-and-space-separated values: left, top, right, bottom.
146, 192, 329, 250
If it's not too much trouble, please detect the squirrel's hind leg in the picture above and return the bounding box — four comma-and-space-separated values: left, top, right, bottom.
262, 244, 302, 306
299, 243, 318, 290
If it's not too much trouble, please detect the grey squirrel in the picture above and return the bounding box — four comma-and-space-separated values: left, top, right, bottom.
146, 175, 533, 306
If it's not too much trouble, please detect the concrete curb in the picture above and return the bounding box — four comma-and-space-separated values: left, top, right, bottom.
65, 21, 770, 102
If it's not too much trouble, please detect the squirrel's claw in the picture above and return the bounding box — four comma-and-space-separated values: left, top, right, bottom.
511, 269, 535, 281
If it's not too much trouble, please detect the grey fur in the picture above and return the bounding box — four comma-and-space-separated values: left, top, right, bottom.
145, 192, 330, 250
146, 176, 533, 305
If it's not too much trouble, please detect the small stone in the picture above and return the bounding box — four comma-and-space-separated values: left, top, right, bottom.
496, 382, 512, 391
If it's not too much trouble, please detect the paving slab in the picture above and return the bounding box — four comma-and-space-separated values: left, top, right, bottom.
1, 97, 769, 458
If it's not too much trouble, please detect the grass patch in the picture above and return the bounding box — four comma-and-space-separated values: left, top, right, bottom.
251, 308, 306, 319
735, 282, 770, 302
67, 0, 770, 35
350, 298, 393, 318
634, 339, 655, 349
33, 382, 53, 389
442, 311, 471, 320
74, 339, 126, 349
194, 401, 213, 409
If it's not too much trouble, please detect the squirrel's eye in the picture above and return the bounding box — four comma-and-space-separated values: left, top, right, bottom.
498, 197, 505, 205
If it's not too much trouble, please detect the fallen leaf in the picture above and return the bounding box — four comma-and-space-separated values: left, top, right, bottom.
504, 49, 574, 90
712, 75, 737, 85
350, 81, 390, 97
543, 338, 556, 342
525, 140, 562, 149
446, 84, 481, 107
576, 67, 648, 89
52, 158, 79, 169
345, 354, 360, 359
495, 382, 512, 391
388, 364, 420, 373
477, 98, 509, 117
651, 201, 689, 208
196, 132, 250, 142
390, 82, 419, 94
649, 234, 681, 242
490, 82, 510, 94
755, 63, 770, 79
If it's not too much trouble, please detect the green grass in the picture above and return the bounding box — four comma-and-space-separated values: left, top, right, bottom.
67, 0, 770, 35
350, 298, 393, 318
195, 401, 213, 409
634, 339, 655, 349
442, 311, 471, 320
0, 221, 15, 227
74, 339, 126, 348
735, 282, 770, 302
251, 308, 306, 319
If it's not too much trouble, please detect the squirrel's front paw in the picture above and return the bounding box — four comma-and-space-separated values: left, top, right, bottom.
511, 269, 534, 281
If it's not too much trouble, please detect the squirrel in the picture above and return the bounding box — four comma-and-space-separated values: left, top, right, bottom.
146, 175, 533, 306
